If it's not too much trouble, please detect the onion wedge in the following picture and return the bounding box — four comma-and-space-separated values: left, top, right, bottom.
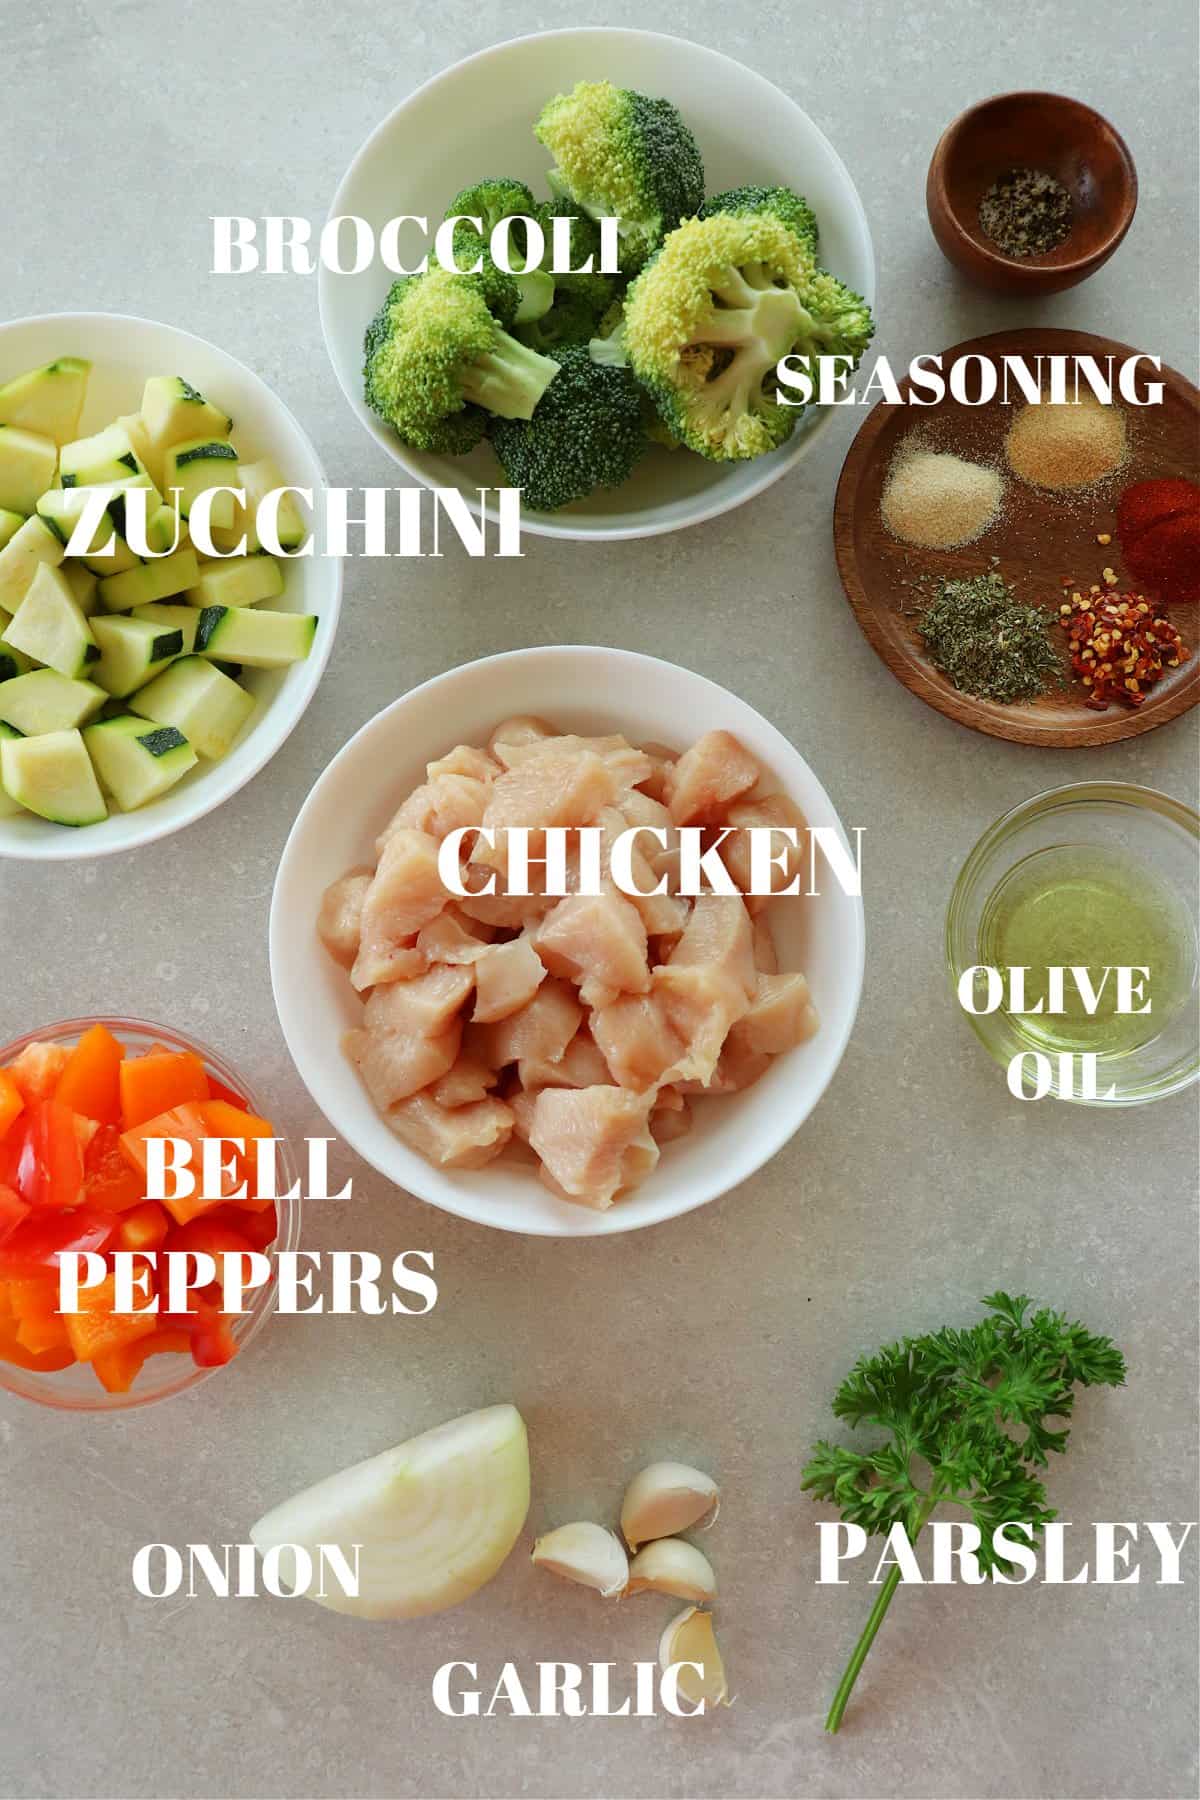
249, 1403, 530, 1620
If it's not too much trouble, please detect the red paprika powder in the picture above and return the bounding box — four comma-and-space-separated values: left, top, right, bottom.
1116, 477, 1200, 603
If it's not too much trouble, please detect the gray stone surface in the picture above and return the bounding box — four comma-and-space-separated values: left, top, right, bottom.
1, 1, 1197, 1796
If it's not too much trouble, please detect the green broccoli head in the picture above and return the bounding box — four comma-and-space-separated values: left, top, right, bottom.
623, 212, 872, 460
701, 184, 819, 258
516, 287, 610, 352
488, 344, 648, 510
444, 181, 553, 326
534, 80, 704, 273
363, 267, 560, 452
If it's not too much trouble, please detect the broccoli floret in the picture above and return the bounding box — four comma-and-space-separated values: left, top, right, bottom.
623, 213, 873, 461
445, 180, 553, 326
514, 200, 620, 351
363, 268, 560, 452
534, 80, 704, 273
489, 345, 647, 510
701, 184, 819, 258
516, 288, 609, 352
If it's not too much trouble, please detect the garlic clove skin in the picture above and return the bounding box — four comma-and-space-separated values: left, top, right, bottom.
658, 1606, 730, 1710
620, 1461, 719, 1550
531, 1521, 629, 1597
626, 1537, 717, 1602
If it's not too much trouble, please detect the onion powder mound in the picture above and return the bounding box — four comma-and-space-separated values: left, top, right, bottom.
1005, 396, 1128, 492
881, 447, 1004, 549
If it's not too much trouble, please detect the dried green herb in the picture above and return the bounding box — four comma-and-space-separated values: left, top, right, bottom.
918, 571, 1064, 704
979, 167, 1073, 257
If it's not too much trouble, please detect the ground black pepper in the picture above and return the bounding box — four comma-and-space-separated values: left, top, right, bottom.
979, 168, 1073, 257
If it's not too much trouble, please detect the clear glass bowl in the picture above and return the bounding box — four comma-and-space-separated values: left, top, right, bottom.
946, 783, 1200, 1106
0, 1017, 300, 1411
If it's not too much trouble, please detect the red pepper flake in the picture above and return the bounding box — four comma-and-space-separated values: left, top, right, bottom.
1057, 584, 1191, 710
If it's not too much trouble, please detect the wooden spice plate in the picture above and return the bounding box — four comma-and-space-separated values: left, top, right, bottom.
833, 327, 1200, 744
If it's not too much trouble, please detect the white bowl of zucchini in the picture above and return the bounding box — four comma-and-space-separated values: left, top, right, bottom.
0, 312, 340, 859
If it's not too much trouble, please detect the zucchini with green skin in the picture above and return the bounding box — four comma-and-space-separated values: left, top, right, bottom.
0, 510, 23, 552
90, 614, 184, 697
62, 563, 99, 615
59, 421, 148, 487
97, 547, 199, 611
0, 358, 90, 445
210, 456, 306, 553
0, 426, 58, 515
0, 668, 107, 733
37, 481, 158, 574
140, 378, 232, 487
0, 515, 64, 611
0, 727, 107, 825
0, 563, 98, 678
129, 654, 255, 758
163, 439, 239, 530
83, 713, 197, 810
0, 720, 25, 815
194, 603, 316, 668
132, 602, 198, 653
0, 610, 35, 678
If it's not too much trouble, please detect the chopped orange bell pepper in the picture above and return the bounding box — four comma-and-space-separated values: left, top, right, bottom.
116, 1201, 170, 1253
92, 1327, 194, 1394
0, 1070, 23, 1141
16, 1308, 71, 1355
7, 1273, 60, 1320
55, 1023, 125, 1124
196, 1099, 277, 1207
65, 1273, 157, 1364
119, 1050, 210, 1130
0, 1311, 73, 1372
84, 1124, 146, 1213
120, 1102, 237, 1224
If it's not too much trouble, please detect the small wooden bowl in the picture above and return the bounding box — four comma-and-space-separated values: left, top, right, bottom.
926, 92, 1137, 295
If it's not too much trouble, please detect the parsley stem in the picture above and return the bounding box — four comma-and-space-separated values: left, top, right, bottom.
824, 1485, 944, 1734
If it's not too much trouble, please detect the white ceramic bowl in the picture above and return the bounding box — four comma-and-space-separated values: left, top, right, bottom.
0, 312, 341, 861
319, 27, 876, 542
270, 646, 865, 1236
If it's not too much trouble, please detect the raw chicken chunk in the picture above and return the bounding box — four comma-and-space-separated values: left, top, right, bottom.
432, 1058, 497, 1108
753, 915, 779, 974
483, 748, 617, 836
378, 773, 489, 850
665, 730, 760, 825
427, 743, 499, 782
488, 716, 554, 759
364, 964, 474, 1038
529, 1086, 657, 1210
650, 1088, 693, 1144
719, 793, 809, 912
537, 889, 650, 994
351, 829, 446, 991
727, 972, 819, 1057
518, 1028, 614, 1092
654, 895, 756, 1084
387, 1092, 513, 1169
634, 742, 678, 803
471, 978, 583, 1070
343, 1018, 462, 1110
416, 910, 494, 965
590, 993, 682, 1092
317, 869, 371, 969
496, 732, 654, 791
472, 937, 547, 1023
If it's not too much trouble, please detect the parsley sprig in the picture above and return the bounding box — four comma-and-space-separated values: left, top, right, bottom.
801, 1292, 1126, 1732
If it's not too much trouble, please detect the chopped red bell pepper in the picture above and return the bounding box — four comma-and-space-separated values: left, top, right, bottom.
0, 1070, 23, 1142
0, 1207, 118, 1280
0, 1182, 30, 1245
0, 1100, 86, 1211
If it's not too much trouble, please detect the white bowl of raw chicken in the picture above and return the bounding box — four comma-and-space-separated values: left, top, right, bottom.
270, 647, 864, 1236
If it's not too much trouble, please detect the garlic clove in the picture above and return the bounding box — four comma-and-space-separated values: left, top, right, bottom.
620, 1461, 719, 1550
626, 1537, 716, 1602
658, 1606, 730, 1710
531, 1521, 629, 1597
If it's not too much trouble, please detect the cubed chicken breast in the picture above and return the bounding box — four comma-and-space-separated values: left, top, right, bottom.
317, 869, 372, 969
518, 1028, 614, 1092
529, 1086, 657, 1210
431, 1058, 498, 1108
650, 1088, 693, 1144
653, 895, 756, 1083
590, 993, 683, 1092
387, 1092, 514, 1170
470, 977, 584, 1070
495, 732, 654, 792
343, 1019, 462, 1110
752, 915, 779, 974
665, 730, 760, 825
633, 741, 678, 803
351, 829, 447, 991
472, 936, 547, 1023
488, 716, 554, 759
537, 889, 650, 995
363, 964, 474, 1038
719, 792, 809, 912
483, 748, 618, 838
427, 743, 500, 782
416, 910, 495, 965
377, 774, 490, 851
726, 971, 819, 1057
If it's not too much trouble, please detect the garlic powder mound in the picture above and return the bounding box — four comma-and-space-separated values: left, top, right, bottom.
1004, 395, 1127, 491
880, 447, 1004, 549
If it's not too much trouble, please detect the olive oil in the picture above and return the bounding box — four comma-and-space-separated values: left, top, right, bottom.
978, 844, 1198, 1057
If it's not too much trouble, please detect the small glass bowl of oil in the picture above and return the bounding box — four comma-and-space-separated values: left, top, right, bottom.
947, 782, 1199, 1104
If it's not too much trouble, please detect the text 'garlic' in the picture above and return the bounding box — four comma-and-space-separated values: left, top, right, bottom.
659, 1607, 730, 1711
531, 1521, 629, 1597
620, 1461, 719, 1550
626, 1537, 717, 1602
249, 1403, 529, 1621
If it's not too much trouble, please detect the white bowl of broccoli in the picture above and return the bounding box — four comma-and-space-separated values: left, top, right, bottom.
320, 27, 876, 541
